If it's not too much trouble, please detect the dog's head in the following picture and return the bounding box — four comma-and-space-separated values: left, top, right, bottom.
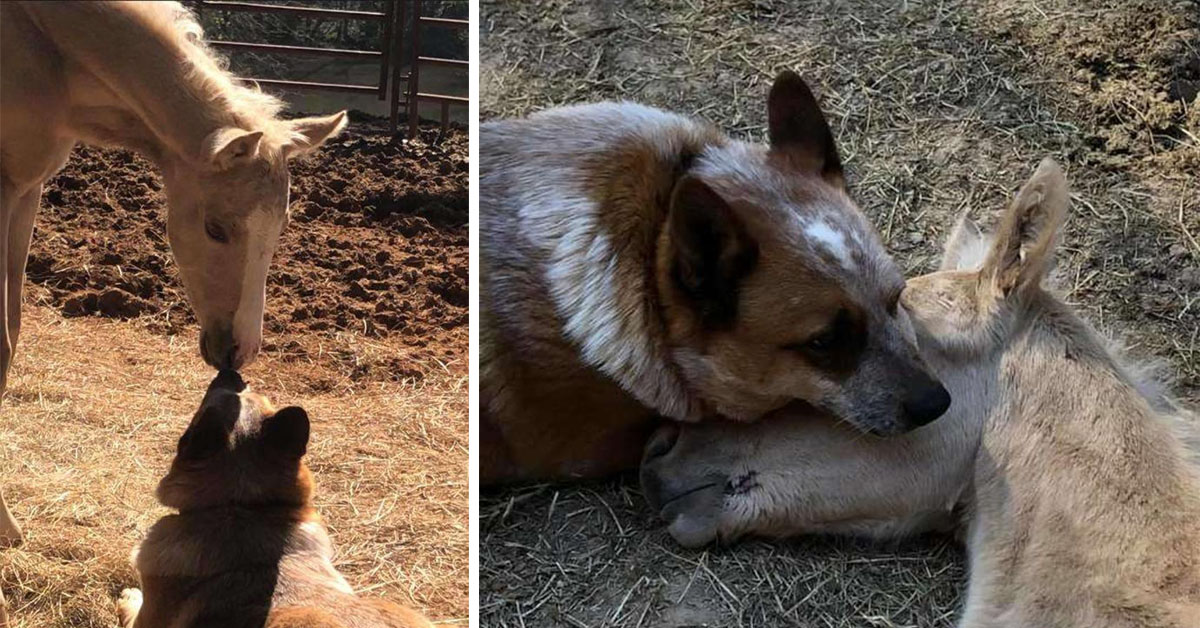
659, 71, 949, 435
156, 370, 313, 511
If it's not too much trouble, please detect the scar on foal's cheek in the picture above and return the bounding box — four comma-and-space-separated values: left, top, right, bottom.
724, 471, 760, 496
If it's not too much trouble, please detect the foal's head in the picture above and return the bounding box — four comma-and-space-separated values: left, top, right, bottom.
159, 112, 346, 369
902, 157, 1068, 366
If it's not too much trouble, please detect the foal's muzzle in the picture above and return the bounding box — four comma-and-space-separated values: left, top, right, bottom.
199, 324, 238, 370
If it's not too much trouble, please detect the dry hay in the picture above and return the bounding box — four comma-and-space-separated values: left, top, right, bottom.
0, 307, 466, 627
480, 0, 1199, 625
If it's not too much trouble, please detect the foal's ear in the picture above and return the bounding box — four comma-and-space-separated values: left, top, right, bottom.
766, 70, 844, 186
940, 212, 986, 271
262, 406, 310, 459
210, 128, 264, 170
980, 158, 1069, 298
283, 111, 348, 159
668, 176, 759, 329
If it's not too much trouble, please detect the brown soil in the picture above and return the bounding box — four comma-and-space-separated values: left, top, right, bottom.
27, 116, 468, 380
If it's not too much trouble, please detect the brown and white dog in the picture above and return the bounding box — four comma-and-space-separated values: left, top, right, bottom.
116, 371, 433, 628
481, 71, 951, 482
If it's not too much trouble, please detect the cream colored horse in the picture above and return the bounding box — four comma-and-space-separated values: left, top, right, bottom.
0, 0, 345, 573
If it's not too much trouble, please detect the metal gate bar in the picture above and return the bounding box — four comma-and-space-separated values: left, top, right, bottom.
194, 1, 467, 137
199, 1, 387, 21
409, 3, 468, 136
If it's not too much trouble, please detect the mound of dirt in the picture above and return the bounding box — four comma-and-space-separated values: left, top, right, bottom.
26, 118, 467, 373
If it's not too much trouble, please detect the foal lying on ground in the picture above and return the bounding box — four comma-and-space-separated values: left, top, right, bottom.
642, 159, 1200, 626
117, 371, 433, 628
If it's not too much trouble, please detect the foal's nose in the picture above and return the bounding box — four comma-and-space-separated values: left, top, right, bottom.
642, 423, 681, 464
199, 326, 237, 370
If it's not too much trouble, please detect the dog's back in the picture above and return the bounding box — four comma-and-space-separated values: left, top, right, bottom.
480, 103, 725, 481
121, 372, 434, 628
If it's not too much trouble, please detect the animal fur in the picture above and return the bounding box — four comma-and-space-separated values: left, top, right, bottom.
117, 372, 434, 628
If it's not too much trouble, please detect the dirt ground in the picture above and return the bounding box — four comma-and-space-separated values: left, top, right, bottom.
480, 0, 1199, 626
1, 119, 467, 626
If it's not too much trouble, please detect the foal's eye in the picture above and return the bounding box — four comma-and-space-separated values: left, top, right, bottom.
205, 219, 229, 244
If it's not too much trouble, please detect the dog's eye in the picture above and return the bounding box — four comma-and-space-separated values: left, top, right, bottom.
782, 328, 837, 354
887, 289, 903, 315
205, 219, 229, 244
805, 329, 837, 351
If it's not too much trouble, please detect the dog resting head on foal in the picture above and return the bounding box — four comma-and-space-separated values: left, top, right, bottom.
481, 71, 949, 481
641, 159, 1200, 625
660, 73, 949, 432
117, 371, 432, 628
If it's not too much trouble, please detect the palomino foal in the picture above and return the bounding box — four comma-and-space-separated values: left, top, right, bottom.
0, 2, 345, 549
642, 159, 1200, 626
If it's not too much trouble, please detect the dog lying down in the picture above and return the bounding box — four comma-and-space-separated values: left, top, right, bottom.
642, 159, 1200, 627
117, 370, 434, 628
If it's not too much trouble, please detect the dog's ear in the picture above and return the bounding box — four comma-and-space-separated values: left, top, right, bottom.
979, 158, 1069, 299
767, 70, 844, 186
177, 406, 230, 461
668, 176, 759, 328
262, 406, 310, 459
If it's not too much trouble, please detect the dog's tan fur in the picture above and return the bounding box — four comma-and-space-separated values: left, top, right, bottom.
117, 373, 434, 628
481, 72, 948, 483
641, 159, 1200, 626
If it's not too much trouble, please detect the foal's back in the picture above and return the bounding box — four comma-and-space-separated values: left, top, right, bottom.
961, 300, 1200, 628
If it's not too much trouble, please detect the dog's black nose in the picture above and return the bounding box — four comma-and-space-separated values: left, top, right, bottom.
903, 382, 951, 427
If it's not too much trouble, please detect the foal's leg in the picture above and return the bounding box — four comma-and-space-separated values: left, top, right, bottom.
2, 184, 37, 391
0, 184, 37, 547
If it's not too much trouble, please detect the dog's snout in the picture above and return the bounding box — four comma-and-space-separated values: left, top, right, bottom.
643, 423, 681, 463
903, 380, 951, 427
209, 369, 246, 393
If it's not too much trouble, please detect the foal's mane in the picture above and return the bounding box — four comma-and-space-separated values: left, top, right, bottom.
136, 2, 300, 157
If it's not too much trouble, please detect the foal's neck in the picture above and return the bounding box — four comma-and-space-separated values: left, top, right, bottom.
1002, 301, 1193, 485
37, 2, 250, 161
